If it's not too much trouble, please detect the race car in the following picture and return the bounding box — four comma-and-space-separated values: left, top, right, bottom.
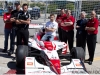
15, 24, 89, 75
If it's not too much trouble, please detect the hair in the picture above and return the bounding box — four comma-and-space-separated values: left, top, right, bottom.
22, 3, 28, 8
91, 10, 96, 15
61, 8, 65, 11
80, 11, 87, 15
66, 9, 71, 13
50, 14, 55, 17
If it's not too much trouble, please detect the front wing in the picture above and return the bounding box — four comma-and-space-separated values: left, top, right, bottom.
25, 57, 89, 75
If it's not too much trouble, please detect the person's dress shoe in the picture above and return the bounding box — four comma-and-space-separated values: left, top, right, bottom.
8, 51, 14, 56
2, 49, 7, 53
85, 59, 90, 62
88, 61, 92, 65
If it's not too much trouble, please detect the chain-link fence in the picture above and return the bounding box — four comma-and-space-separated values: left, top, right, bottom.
29, 0, 79, 23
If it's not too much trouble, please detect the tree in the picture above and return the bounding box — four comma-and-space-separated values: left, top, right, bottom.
66, 3, 74, 10
30, 2, 45, 11
47, 4, 58, 13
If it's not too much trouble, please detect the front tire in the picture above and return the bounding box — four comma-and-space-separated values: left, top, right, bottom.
71, 47, 85, 61
16, 45, 28, 69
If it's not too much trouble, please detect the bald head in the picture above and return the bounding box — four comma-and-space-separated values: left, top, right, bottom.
91, 10, 96, 18
80, 11, 87, 19
66, 10, 71, 17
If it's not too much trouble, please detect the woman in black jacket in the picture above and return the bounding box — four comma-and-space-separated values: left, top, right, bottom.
76, 11, 88, 51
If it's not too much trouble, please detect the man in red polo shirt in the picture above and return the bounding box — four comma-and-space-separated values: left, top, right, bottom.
56, 8, 66, 41
85, 11, 99, 65
2, 6, 13, 52
61, 10, 75, 52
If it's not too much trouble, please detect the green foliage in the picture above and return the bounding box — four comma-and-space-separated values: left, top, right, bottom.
82, 1, 100, 14
8, 2, 13, 6
47, 4, 58, 13
30, 2, 45, 11
66, 3, 74, 10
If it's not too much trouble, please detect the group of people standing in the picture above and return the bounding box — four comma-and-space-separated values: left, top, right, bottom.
2, 1, 30, 56
56, 9, 99, 65
2, 2, 99, 65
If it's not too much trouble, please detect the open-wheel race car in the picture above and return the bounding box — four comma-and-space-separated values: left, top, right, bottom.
15, 24, 89, 75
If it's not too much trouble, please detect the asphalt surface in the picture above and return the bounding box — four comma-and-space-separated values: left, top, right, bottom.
0, 15, 100, 74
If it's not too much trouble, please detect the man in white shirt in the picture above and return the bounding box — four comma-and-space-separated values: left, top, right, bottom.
41, 14, 58, 41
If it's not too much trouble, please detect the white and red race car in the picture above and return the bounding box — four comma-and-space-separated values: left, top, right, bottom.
15, 24, 89, 75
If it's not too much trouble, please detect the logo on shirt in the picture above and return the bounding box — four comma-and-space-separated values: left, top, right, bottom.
7, 16, 10, 18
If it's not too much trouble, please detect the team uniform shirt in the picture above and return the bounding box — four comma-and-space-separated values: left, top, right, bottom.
86, 18, 99, 34
62, 16, 75, 31
17, 11, 30, 29
10, 10, 23, 27
56, 14, 66, 28
3, 13, 12, 29
45, 21, 58, 36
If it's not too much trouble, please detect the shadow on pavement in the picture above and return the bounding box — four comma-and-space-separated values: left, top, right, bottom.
0, 48, 14, 58
5, 61, 25, 74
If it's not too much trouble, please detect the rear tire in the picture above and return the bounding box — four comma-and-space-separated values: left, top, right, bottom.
16, 45, 28, 69
71, 47, 85, 61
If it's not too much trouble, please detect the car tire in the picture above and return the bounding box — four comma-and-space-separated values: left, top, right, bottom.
16, 45, 28, 69
71, 47, 85, 61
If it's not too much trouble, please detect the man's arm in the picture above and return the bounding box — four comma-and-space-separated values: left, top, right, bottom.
62, 17, 75, 26
16, 20, 22, 24
3, 19, 11, 23
85, 19, 98, 31
19, 18, 30, 25
85, 27, 95, 31
10, 11, 16, 22
64, 21, 73, 26
45, 27, 56, 32
45, 22, 58, 32
3, 14, 11, 23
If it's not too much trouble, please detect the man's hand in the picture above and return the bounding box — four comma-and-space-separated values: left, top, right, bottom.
45, 27, 55, 32
3, 19, 11, 23
45, 27, 49, 32
61, 22, 65, 26
57, 19, 62, 23
10, 18, 16, 22
85, 27, 95, 31
85, 27, 89, 30
16, 20, 21, 24
19, 19, 30, 24
76, 25, 80, 28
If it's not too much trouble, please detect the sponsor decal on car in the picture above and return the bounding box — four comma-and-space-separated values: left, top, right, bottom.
27, 62, 33, 66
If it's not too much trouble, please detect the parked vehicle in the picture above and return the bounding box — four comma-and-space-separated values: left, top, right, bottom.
30, 6, 41, 20
0, 8, 8, 16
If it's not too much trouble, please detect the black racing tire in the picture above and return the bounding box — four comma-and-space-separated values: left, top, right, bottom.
71, 47, 85, 61
16, 45, 28, 69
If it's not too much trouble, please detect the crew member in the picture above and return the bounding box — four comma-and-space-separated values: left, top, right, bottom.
56, 8, 66, 41
76, 11, 88, 51
9, 1, 22, 55
41, 14, 58, 41
85, 11, 99, 65
2, 6, 13, 53
16, 3, 30, 46
61, 10, 75, 52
